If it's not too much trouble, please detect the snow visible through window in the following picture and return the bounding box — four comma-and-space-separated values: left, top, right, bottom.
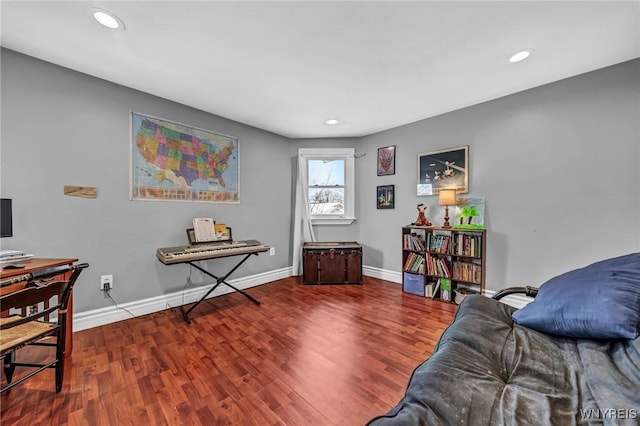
308, 159, 345, 216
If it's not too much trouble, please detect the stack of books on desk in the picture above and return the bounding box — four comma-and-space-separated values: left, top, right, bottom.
0, 250, 34, 263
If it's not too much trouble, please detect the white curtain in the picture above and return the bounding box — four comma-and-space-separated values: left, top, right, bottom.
292, 150, 316, 275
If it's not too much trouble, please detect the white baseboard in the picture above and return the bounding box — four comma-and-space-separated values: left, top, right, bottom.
73, 267, 292, 331
73, 265, 532, 331
362, 265, 402, 283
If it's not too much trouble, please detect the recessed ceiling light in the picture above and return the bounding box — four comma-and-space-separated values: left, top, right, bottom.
509, 49, 534, 63
92, 9, 125, 30
325, 119, 339, 125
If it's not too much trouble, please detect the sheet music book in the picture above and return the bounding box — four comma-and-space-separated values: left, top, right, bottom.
193, 218, 216, 242
214, 223, 230, 240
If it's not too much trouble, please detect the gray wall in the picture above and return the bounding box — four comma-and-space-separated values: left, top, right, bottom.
1, 49, 292, 312
2, 49, 639, 317
356, 59, 640, 290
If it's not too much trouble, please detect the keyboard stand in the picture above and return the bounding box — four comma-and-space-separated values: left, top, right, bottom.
179, 252, 261, 324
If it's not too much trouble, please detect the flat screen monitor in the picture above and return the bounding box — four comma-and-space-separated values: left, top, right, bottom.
1, 198, 13, 238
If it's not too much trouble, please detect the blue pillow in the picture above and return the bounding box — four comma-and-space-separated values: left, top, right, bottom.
512, 252, 640, 339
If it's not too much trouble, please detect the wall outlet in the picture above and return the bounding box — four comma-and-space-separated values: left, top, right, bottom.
269, 247, 276, 256
100, 274, 113, 291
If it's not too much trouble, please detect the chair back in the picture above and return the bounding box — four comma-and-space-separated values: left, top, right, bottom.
1, 280, 71, 329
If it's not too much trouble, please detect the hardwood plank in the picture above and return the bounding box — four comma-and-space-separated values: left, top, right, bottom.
1, 276, 456, 425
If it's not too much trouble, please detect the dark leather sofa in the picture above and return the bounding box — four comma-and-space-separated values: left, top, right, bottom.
367, 252, 640, 426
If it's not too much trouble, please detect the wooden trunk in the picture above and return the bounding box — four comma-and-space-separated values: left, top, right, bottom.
303, 242, 362, 285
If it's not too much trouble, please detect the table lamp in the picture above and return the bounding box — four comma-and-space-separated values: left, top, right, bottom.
438, 188, 456, 228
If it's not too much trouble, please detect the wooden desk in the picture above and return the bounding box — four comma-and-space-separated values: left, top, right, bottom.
1, 258, 79, 355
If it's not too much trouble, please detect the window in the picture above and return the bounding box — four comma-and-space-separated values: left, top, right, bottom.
299, 148, 355, 225
308, 158, 345, 215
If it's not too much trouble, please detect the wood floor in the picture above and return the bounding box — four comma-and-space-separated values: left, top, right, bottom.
1, 276, 456, 425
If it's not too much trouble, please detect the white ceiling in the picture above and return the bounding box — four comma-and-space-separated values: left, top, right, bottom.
1, 1, 639, 138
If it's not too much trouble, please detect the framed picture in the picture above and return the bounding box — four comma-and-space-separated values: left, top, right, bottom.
130, 111, 239, 203
417, 145, 469, 196
377, 145, 396, 176
454, 198, 485, 229
377, 185, 395, 209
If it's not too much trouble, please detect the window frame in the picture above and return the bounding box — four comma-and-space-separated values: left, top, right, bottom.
299, 147, 356, 225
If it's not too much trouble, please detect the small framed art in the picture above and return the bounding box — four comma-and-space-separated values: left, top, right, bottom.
377, 185, 395, 209
377, 145, 396, 176
417, 145, 469, 196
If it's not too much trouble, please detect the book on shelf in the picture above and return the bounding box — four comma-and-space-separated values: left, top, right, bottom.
404, 232, 426, 251
402, 234, 410, 250
439, 278, 452, 302
453, 261, 482, 284
426, 253, 435, 275
425, 254, 451, 277
404, 252, 425, 273
441, 258, 452, 277
431, 280, 441, 299
425, 282, 435, 298
426, 233, 450, 254
412, 255, 425, 274
454, 233, 482, 257
403, 253, 415, 271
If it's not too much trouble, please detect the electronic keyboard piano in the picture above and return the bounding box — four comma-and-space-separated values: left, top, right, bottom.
156, 240, 269, 265
156, 239, 270, 323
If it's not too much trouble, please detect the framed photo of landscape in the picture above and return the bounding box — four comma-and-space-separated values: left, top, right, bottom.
377, 145, 396, 176
377, 185, 395, 209
417, 145, 468, 196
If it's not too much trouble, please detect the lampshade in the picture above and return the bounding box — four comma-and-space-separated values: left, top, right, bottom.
438, 188, 456, 206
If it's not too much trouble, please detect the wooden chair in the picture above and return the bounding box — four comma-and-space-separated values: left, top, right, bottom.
0, 264, 87, 393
